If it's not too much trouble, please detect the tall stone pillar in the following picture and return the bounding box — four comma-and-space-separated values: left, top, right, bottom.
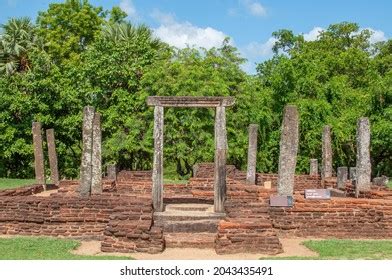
349, 167, 357, 182
214, 106, 227, 212
322, 125, 333, 179
46, 129, 59, 185
91, 112, 102, 194
107, 164, 117, 180
80, 106, 95, 197
246, 124, 258, 185
337, 167, 348, 190
152, 106, 164, 212
356, 117, 371, 192
309, 159, 318, 175
277, 105, 299, 196
32, 122, 46, 186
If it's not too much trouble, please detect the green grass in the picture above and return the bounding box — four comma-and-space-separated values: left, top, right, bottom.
387, 180, 392, 189
163, 163, 190, 183
263, 239, 392, 260
164, 179, 189, 184
0, 237, 132, 260
0, 178, 37, 190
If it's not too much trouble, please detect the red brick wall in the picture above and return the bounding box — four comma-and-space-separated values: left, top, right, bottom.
269, 195, 392, 238
215, 181, 283, 255
0, 185, 44, 197
117, 170, 152, 180
0, 192, 164, 253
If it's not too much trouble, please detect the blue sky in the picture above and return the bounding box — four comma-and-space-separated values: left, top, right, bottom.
1, 0, 390, 73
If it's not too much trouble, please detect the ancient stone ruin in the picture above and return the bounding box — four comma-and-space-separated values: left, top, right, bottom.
1, 97, 392, 256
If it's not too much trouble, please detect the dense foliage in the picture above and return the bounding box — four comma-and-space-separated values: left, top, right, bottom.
0, 1, 391, 179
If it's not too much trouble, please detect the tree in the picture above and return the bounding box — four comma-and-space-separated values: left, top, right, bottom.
108, 6, 127, 24
256, 22, 383, 174
36, 0, 105, 62
0, 17, 42, 75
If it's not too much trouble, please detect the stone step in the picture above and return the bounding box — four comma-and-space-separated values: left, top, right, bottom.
157, 220, 220, 233
154, 210, 226, 222
165, 203, 213, 212
164, 232, 216, 249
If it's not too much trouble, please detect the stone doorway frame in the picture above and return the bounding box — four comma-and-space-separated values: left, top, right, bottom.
147, 96, 235, 213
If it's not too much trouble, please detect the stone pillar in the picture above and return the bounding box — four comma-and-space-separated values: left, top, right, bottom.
309, 159, 318, 175
246, 124, 258, 185
46, 129, 59, 185
32, 122, 46, 186
214, 106, 227, 212
356, 117, 371, 192
79, 106, 95, 197
337, 167, 348, 190
91, 112, 102, 194
322, 125, 333, 179
152, 106, 164, 212
349, 167, 357, 182
107, 164, 117, 180
277, 105, 299, 196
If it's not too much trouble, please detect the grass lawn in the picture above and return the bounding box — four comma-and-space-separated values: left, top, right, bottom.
0, 237, 131, 260
0, 178, 37, 190
264, 239, 392, 260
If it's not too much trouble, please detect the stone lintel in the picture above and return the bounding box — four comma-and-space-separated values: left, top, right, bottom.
147, 96, 235, 108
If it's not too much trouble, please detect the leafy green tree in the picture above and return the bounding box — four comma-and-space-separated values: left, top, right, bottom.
140, 41, 267, 177
256, 22, 383, 174
108, 6, 127, 24
36, 0, 105, 62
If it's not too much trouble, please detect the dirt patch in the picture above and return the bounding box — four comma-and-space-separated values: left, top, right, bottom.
71, 238, 319, 260
33, 189, 58, 197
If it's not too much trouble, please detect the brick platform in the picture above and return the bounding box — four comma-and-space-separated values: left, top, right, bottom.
1, 164, 392, 255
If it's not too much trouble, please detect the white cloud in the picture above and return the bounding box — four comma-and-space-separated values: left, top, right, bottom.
243, 37, 277, 58
362, 28, 387, 44
239, 37, 277, 74
241, 0, 267, 17
151, 10, 228, 49
119, 0, 137, 20
303, 27, 324, 41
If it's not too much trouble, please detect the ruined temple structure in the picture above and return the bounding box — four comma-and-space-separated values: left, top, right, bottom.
1, 98, 392, 256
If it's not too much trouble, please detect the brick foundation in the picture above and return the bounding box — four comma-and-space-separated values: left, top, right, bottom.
0, 184, 45, 197
1, 163, 392, 255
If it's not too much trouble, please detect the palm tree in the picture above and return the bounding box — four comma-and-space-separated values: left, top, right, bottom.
102, 22, 162, 49
0, 17, 43, 75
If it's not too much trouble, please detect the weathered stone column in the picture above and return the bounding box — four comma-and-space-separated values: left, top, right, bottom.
107, 164, 117, 180
46, 129, 59, 185
246, 124, 258, 185
32, 122, 46, 186
79, 106, 95, 197
322, 125, 333, 179
91, 112, 102, 194
277, 105, 299, 196
214, 106, 227, 212
337, 167, 348, 190
152, 106, 164, 212
356, 117, 371, 192
309, 159, 318, 175
349, 167, 357, 182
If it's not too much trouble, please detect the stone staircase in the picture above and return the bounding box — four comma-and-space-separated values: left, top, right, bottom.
153, 203, 226, 249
